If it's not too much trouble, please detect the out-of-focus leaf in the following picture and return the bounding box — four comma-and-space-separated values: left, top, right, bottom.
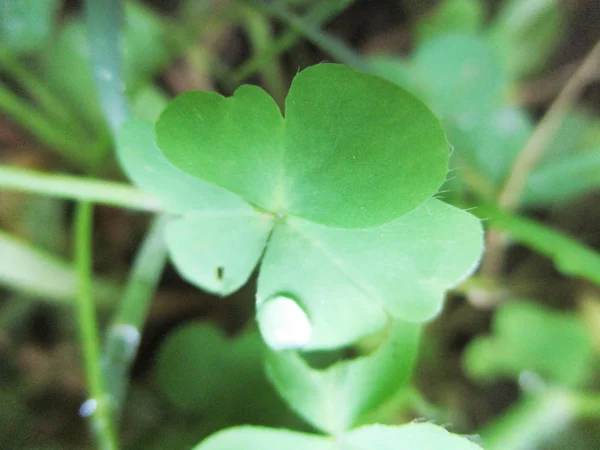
411, 34, 507, 119
130, 84, 168, 123
446, 106, 533, 187
266, 321, 420, 434
523, 149, 600, 206
367, 56, 421, 95
541, 110, 600, 164
37, 3, 171, 134
464, 301, 595, 386
416, 0, 484, 43
154, 323, 290, 425
478, 204, 600, 286
0, 0, 60, 54
489, 0, 562, 79
192, 423, 482, 450
0, 230, 116, 304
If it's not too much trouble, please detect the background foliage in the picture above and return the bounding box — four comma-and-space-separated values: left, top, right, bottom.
1, 0, 600, 449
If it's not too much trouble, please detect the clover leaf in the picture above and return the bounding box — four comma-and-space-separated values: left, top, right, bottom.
191, 423, 482, 450
156, 64, 448, 229
117, 64, 483, 350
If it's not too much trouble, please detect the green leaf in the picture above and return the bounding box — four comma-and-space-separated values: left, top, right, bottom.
0, 230, 116, 305
477, 204, 600, 286
411, 35, 508, 119
130, 84, 169, 123
416, 0, 484, 44
192, 423, 482, 449
265, 321, 420, 434
37, 3, 171, 133
464, 301, 595, 386
155, 324, 290, 425
156, 63, 448, 229
489, 0, 562, 79
0, 0, 60, 55
117, 120, 273, 295
446, 106, 533, 187
257, 199, 483, 349
165, 211, 273, 296
523, 148, 600, 206
116, 120, 252, 214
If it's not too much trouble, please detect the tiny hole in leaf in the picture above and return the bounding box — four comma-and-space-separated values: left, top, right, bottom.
216, 266, 224, 281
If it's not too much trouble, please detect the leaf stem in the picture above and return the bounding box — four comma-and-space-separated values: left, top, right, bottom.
74, 202, 118, 450
103, 216, 168, 422
0, 165, 161, 212
248, 0, 368, 71
242, 8, 286, 106
233, 0, 357, 82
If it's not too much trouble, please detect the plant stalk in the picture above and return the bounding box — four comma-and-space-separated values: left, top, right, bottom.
74, 202, 118, 450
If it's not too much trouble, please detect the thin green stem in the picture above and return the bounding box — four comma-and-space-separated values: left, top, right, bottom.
243, 8, 286, 106
247, 0, 368, 71
74, 202, 118, 450
0, 50, 88, 135
234, 0, 358, 82
103, 216, 168, 422
0, 165, 161, 212
85, 0, 129, 134
0, 81, 86, 160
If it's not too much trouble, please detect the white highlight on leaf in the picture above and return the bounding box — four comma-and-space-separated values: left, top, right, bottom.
257, 295, 312, 350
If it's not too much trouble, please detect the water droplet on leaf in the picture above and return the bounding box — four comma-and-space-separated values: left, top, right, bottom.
79, 398, 98, 417
257, 294, 312, 350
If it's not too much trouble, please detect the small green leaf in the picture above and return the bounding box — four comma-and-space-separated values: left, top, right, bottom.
116, 119, 252, 214
411, 35, 508, 119
464, 301, 595, 386
477, 204, 600, 286
192, 423, 482, 449
38, 3, 171, 133
489, 0, 562, 78
523, 149, 600, 206
155, 324, 289, 425
0, 0, 60, 54
156, 64, 448, 229
416, 0, 484, 44
0, 230, 116, 304
257, 199, 483, 349
266, 321, 420, 434
446, 106, 533, 187
165, 211, 273, 296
